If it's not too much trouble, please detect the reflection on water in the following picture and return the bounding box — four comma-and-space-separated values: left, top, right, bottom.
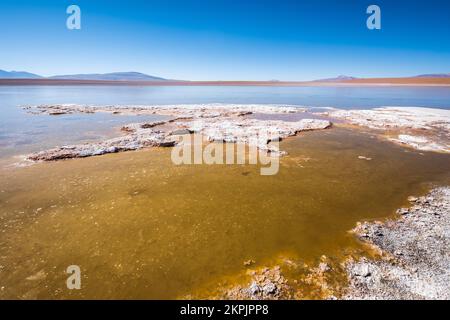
0, 128, 449, 299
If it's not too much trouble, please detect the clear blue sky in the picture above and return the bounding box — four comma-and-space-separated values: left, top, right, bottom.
1, 0, 450, 80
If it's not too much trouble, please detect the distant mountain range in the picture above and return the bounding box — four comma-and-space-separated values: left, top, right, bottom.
315, 74, 450, 81
0, 70, 43, 79
0, 70, 168, 81
48, 72, 167, 81
414, 73, 450, 78
314, 75, 358, 82
1, 69, 450, 82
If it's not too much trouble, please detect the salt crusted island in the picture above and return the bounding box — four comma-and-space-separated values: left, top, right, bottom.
22, 104, 332, 161
327, 106, 450, 153
21, 104, 450, 163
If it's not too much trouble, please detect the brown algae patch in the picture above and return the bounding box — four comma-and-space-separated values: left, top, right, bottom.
188, 252, 359, 300
0, 127, 449, 299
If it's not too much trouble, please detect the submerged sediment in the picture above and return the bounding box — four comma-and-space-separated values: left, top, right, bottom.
209, 255, 345, 300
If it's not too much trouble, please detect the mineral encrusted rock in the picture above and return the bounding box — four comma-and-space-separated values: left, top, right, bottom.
219, 266, 291, 300
389, 134, 448, 153
27, 124, 178, 161
175, 117, 331, 154
345, 187, 450, 300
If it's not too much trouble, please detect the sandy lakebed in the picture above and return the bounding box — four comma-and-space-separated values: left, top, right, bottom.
0, 103, 449, 299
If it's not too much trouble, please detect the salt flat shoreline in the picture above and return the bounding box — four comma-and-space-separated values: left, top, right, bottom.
19, 104, 450, 164
345, 187, 450, 300
203, 187, 450, 300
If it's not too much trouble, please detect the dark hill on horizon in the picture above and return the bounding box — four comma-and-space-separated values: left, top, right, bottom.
48, 71, 168, 81
0, 69, 43, 79
414, 73, 450, 78
0, 70, 168, 81
314, 75, 358, 82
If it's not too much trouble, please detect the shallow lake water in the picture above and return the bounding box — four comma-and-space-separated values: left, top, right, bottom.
1, 85, 449, 298
0, 127, 449, 299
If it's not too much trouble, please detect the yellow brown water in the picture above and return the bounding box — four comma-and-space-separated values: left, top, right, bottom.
0, 127, 449, 299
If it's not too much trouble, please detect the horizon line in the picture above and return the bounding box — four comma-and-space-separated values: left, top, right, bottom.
1, 77, 450, 87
